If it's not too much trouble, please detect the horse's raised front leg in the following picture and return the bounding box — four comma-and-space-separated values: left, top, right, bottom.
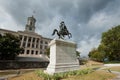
52, 29, 57, 36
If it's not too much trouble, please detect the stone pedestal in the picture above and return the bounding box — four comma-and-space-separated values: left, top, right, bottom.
45, 39, 79, 74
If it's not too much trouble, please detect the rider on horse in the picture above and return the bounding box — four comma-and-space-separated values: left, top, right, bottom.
52, 21, 72, 39
59, 21, 68, 35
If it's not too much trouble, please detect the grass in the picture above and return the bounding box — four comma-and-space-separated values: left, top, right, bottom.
105, 66, 120, 72
7, 60, 118, 80
62, 70, 116, 80
8, 70, 116, 80
104, 61, 120, 64
80, 60, 103, 71
80, 64, 102, 70
0, 69, 34, 77
0, 71, 17, 77
110, 66, 120, 72
8, 71, 43, 80
36, 68, 93, 80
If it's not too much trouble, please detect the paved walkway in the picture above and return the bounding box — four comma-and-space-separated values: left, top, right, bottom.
111, 71, 120, 80
104, 64, 120, 67
0, 68, 45, 80
103, 64, 120, 80
0, 74, 17, 80
0, 69, 32, 80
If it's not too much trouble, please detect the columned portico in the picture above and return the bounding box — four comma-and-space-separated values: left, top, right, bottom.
0, 15, 51, 62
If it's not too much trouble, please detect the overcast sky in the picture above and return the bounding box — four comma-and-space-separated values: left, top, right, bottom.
0, 0, 120, 57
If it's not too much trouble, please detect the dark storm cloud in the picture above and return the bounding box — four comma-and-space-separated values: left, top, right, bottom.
0, 0, 120, 56
0, 0, 31, 25
0, 0, 114, 25
47, 0, 114, 23
45, 0, 115, 42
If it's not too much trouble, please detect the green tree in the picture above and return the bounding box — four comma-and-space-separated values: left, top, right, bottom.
45, 48, 50, 58
0, 33, 23, 60
88, 48, 105, 62
76, 51, 80, 58
100, 25, 120, 61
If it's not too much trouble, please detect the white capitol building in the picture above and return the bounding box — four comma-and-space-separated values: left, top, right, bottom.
0, 16, 51, 62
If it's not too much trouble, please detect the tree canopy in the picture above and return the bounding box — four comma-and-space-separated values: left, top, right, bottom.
0, 33, 23, 60
89, 25, 120, 61
101, 25, 120, 61
88, 48, 105, 62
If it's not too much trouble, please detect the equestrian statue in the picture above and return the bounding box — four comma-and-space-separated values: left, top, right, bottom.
52, 21, 72, 39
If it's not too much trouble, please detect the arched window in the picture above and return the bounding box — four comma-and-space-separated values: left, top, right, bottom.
30, 21, 32, 25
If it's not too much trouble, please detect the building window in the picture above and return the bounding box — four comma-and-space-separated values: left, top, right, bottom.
33, 38, 35, 42
24, 36, 27, 41
36, 51, 38, 55
40, 45, 42, 49
37, 38, 39, 43
19, 35, 22, 40
40, 51, 42, 54
45, 41, 48, 44
45, 46, 47, 49
20, 50, 24, 54
40, 40, 43, 44
23, 42, 26, 47
30, 21, 32, 25
36, 44, 38, 48
27, 50, 29, 54
27, 43, 30, 47
28, 37, 31, 42
29, 27, 32, 31
31, 50, 34, 55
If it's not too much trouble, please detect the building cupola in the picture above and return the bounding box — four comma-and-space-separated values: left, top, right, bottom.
25, 15, 36, 32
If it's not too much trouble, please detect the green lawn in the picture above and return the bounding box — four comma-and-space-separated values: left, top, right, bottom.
8, 69, 116, 80
8, 70, 116, 80
7, 61, 119, 80
62, 70, 116, 80
0, 69, 34, 77
105, 66, 120, 72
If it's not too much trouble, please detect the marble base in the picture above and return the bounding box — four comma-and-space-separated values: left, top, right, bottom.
45, 39, 80, 74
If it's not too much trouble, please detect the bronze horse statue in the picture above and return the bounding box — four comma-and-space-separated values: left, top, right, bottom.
52, 21, 72, 39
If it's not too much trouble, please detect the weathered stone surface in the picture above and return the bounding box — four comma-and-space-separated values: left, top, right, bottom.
45, 39, 79, 74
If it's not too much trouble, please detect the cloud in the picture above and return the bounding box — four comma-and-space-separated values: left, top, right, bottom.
77, 35, 100, 57
0, 0, 120, 57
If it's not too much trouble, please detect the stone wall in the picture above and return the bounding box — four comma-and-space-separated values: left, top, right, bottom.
0, 60, 49, 70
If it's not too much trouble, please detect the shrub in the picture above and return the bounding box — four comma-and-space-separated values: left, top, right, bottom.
36, 68, 93, 80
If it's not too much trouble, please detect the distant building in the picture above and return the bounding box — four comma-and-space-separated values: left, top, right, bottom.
0, 16, 51, 61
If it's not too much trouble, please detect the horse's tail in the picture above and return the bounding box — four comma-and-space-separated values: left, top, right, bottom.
52, 29, 59, 36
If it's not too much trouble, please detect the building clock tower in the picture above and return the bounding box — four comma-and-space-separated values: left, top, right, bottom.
25, 15, 36, 32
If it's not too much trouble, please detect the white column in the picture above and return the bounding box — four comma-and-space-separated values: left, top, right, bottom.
24, 49, 26, 55
24, 36, 29, 55
30, 37, 33, 48
38, 38, 40, 49
34, 38, 37, 48
25, 36, 28, 48
37, 38, 40, 55
20, 35, 24, 47
38, 38, 41, 55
